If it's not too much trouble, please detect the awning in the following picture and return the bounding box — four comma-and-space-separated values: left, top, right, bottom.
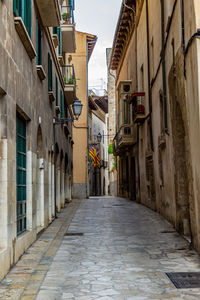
128, 92, 145, 104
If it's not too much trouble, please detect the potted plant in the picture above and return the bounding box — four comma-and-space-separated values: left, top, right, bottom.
67, 78, 73, 84
62, 12, 71, 24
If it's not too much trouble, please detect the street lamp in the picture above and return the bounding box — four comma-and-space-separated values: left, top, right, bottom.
97, 132, 102, 143
54, 98, 83, 124
72, 98, 83, 120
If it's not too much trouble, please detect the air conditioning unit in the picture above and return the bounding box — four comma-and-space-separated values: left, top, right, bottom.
118, 80, 132, 95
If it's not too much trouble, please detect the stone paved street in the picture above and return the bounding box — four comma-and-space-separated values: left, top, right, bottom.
2, 197, 200, 299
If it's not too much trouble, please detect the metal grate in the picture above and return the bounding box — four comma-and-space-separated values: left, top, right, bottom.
166, 272, 200, 289
160, 230, 176, 234
64, 232, 84, 236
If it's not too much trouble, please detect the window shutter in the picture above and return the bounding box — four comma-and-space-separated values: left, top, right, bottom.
53, 27, 58, 35
55, 76, 58, 105
36, 20, 42, 65
27, 0, 32, 38
58, 27, 62, 56
48, 53, 52, 91
13, 0, 20, 16
36, 20, 39, 64
61, 92, 65, 118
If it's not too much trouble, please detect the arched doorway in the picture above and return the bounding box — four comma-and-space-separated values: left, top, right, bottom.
36, 126, 44, 233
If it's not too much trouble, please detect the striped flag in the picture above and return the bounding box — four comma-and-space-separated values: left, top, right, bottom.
89, 146, 100, 168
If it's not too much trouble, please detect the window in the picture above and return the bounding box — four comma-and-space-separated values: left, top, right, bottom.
53, 27, 58, 35
16, 114, 27, 235
55, 76, 58, 105
123, 98, 130, 124
60, 90, 64, 118
48, 53, 52, 91
13, 0, 32, 37
58, 27, 62, 56
36, 20, 42, 65
53, 27, 62, 56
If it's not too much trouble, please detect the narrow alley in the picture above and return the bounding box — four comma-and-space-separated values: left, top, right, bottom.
1, 197, 200, 300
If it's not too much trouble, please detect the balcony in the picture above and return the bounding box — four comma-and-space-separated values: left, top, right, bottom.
61, 5, 76, 53
133, 104, 146, 123
35, 0, 61, 27
129, 92, 146, 124
62, 65, 76, 105
113, 124, 137, 155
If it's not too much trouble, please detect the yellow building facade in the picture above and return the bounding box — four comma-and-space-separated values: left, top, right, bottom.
71, 31, 97, 198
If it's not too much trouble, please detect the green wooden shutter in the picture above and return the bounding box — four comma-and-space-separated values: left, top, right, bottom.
27, 0, 32, 38
36, 20, 42, 65
58, 27, 62, 56
14, 0, 31, 37
53, 27, 58, 35
61, 91, 64, 118
13, 0, 21, 16
55, 76, 58, 105
16, 114, 27, 235
48, 53, 52, 91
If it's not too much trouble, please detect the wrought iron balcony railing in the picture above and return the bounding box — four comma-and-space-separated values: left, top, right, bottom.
113, 124, 137, 155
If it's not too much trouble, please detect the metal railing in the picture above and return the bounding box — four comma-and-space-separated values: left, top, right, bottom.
62, 65, 75, 85
113, 123, 136, 152
61, 5, 74, 25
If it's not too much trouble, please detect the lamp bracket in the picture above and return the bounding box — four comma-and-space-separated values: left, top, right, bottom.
53, 117, 74, 124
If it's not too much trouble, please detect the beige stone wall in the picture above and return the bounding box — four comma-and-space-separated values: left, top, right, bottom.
106, 49, 117, 196
0, 0, 73, 279
112, 0, 200, 252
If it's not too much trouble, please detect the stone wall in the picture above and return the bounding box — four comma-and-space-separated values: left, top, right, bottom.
0, 0, 73, 279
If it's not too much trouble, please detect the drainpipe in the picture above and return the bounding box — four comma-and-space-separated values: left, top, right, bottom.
146, 0, 154, 150
181, 0, 187, 77
160, 0, 169, 134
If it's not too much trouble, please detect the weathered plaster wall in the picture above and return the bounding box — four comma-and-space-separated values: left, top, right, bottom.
0, 0, 73, 279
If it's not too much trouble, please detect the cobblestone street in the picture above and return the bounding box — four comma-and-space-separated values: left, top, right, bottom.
1, 197, 200, 299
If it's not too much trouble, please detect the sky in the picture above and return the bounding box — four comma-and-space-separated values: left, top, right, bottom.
74, 0, 122, 91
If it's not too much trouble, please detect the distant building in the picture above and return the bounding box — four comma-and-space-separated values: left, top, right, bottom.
88, 95, 109, 196
72, 31, 97, 199
106, 48, 117, 196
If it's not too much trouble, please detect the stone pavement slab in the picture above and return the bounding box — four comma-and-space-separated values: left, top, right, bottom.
2, 197, 200, 299
0, 199, 81, 300
37, 197, 200, 299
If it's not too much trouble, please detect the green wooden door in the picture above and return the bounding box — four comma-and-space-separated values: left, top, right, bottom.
16, 114, 27, 235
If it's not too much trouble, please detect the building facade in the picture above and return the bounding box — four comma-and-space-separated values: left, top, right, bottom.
111, 0, 200, 252
0, 0, 76, 279
72, 31, 97, 199
88, 95, 109, 196
106, 48, 117, 196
